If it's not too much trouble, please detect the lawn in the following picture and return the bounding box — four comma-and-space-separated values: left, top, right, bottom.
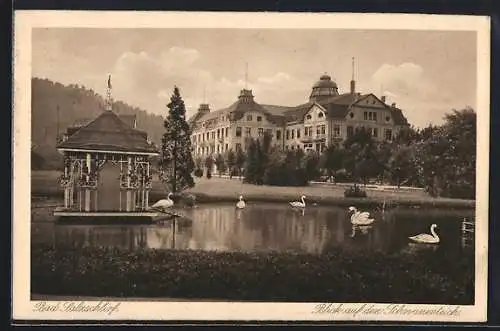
30, 170, 475, 209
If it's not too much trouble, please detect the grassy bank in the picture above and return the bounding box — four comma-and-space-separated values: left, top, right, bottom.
31, 170, 475, 209
32, 244, 474, 304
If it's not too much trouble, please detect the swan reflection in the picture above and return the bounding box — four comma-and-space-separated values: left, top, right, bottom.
349, 224, 373, 238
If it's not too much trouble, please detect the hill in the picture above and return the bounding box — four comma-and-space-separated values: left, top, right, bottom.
31, 78, 165, 169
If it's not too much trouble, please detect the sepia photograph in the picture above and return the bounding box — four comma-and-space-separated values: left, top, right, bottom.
13, 11, 490, 322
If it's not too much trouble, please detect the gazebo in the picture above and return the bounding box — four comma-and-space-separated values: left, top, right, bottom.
53, 77, 160, 220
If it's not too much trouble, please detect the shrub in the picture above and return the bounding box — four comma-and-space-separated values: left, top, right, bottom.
194, 168, 203, 177
31, 244, 474, 304
344, 185, 367, 198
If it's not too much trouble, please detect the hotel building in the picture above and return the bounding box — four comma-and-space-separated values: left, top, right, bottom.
188, 72, 409, 156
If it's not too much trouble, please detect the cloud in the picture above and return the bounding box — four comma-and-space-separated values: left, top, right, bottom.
370, 62, 458, 128
107, 47, 311, 118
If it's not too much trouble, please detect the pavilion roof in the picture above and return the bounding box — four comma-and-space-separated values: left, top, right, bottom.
57, 110, 158, 155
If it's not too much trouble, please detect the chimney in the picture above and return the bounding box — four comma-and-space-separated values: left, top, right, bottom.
381, 95, 386, 103
350, 56, 356, 94
391, 102, 396, 108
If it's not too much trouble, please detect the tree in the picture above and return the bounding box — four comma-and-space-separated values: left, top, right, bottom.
343, 127, 378, 184
388, 145, 416, 188
320, 145, 344, 178
215, 153, 227, 177
417, 108, 476, 198
159, 86, 195, 193
225, 149, 236, 179
235, 147, 246, 179
304, 150, 321, 181
244, 139, 261, 184
204, 155, 214, 178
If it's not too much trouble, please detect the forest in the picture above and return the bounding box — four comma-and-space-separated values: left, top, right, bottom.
31, 78, 165, 169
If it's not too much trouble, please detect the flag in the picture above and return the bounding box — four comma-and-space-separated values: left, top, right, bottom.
107, 74, 112, 89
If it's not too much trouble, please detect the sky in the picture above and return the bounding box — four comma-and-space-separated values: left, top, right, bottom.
32, 28, 477, 128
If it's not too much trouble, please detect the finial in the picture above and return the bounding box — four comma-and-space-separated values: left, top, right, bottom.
106, 73, 113, 111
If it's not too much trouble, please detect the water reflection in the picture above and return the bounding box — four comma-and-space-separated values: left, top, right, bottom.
32, 202, 475, 256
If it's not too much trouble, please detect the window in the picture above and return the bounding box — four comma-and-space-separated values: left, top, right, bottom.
258, 128, 264, 137
297, 129, 301, 138
236, 143, 242, 151
276, 130, 282, 140
385, 129, 393, 141
236, 127, 242, 137
291, 129, 295, 139
286, 129, 290, 140
373, 128, 378, 138
217, 145, 220, 153
225, 127, 229, 137
347, 126, 354, 137
266, 129, 273, 136
257, 116, 262, 122
349, 113, 354, 118
225, 143, 228, 151
385, 116, 391, 122
246, 115, 252, 121
365, 111, 378, 121
217, 129, 220, 139
305, 126, 312, 137
306, 114, 312, 120
318, 112, 324, 118
333, 124, 341, 137
211, 131, 215, 140
316, 125, 325, 136
245, 127, 252, 137
222, 116, 225, 121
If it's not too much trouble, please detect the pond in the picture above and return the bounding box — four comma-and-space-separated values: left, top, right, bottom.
31, 198, 476, 256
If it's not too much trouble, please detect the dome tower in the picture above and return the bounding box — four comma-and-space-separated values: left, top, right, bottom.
309, 73, 339, 102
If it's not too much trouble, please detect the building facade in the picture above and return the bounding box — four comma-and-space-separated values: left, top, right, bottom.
189, 73, 409, 157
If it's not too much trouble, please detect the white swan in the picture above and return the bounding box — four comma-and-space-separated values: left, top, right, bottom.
236, 195, 246, 209
290, 195, 306, 208
348, 206, 375, 225
408, 224, 440, 244
151, 192, 174, 212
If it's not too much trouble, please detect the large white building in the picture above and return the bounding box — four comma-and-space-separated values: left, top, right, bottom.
188, 73, 409, 156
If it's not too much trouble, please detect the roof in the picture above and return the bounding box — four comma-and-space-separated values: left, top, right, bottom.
189, 91, 409, 127
118, 114, 137, 128
312, 74, 338, 89
69, 114, 137, 129
57, 111, 158, 154
389, 107, 409, 125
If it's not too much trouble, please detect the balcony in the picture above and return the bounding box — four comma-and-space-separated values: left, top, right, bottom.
300, 134, 326, 143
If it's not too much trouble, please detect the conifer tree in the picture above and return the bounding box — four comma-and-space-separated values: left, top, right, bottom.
160, 86, 195, 193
